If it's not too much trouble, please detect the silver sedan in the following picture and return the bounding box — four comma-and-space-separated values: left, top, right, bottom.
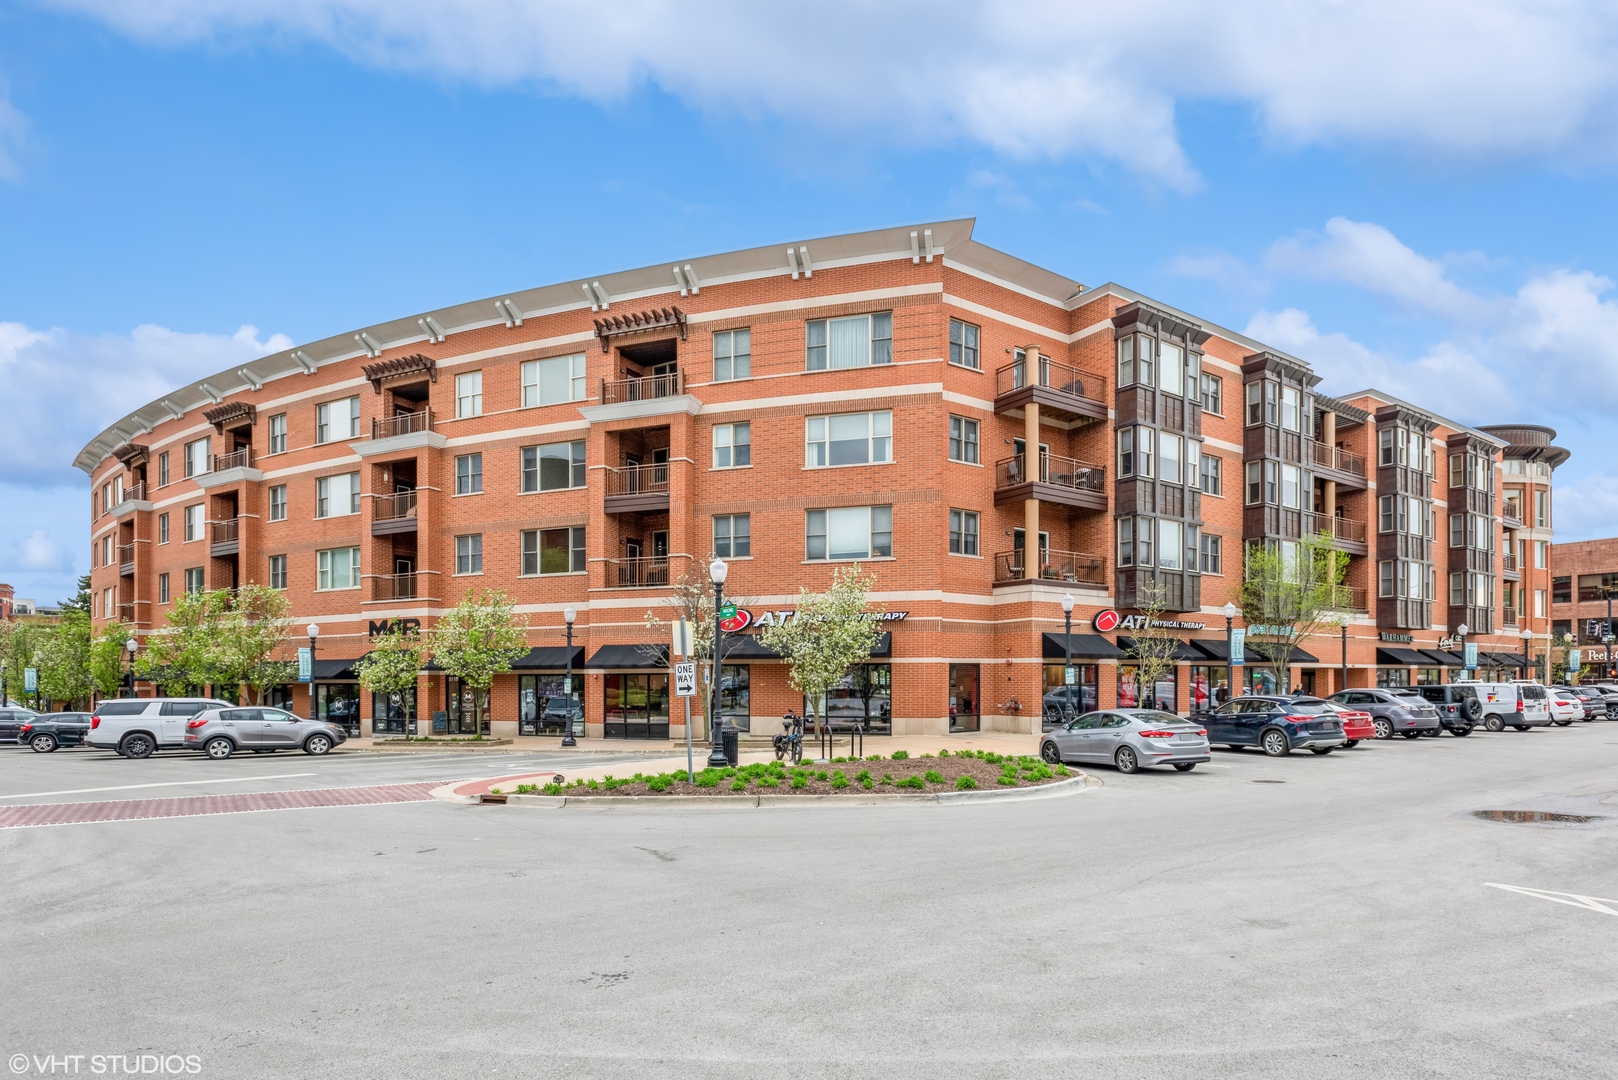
183, 706, 347, 759
1040, 709, 1212, 773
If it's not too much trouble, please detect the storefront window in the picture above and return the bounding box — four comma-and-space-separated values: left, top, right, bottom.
605, 674, 670, 739
718, 665, 750, 733
266, 685, 294, 711
1416, 668, 1443, 686
316, 683, 361, 735
1190, 666, 1229, 711
1376, 668, 1411, 688
372, 687, 417, 736
949, 664, 980, 733
817, 664, 891, 734
1042, 663, 1098, 730
1244, 668, 1280, 695
445, 677, 491, 736
518, 673, 583, 736
1118, 665, 1177, 713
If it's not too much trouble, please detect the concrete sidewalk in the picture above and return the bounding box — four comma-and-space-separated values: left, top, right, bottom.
353, 730, 1044, 759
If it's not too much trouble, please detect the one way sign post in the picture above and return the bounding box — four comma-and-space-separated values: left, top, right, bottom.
673, 661, 698, 697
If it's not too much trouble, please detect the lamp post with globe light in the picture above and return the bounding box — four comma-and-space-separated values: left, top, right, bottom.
306, 623, 320, 723
124, 637, 138, 698
1520, 625, 1533, 681
561, 606, 578, 747
707, 558, 729, 768
1060, 593, 1074, 727
1456, 623, 1469, 679
1223, 602, 1238, 704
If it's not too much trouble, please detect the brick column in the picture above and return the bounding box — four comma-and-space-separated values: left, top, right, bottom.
1024, 347, 1042, 579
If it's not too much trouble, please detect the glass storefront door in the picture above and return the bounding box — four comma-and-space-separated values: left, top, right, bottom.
315, 683, 361, 736
949, 664, 980, 733
372, 687, 416, 736
1189, 666, 1229, 711
604, 674, 670, 739
445, 677, 491, 735
518, 674, 583, 735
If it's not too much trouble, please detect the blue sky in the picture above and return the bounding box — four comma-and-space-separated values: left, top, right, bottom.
4, 1, 1618, 604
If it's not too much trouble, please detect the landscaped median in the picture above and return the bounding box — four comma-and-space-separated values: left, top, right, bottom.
438, 750, 1095, 808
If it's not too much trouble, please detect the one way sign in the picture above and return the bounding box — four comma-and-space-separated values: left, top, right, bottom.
673, 661, 698, 697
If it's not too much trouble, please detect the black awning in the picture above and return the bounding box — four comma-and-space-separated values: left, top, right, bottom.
312, 658, 361, 680
1041, 633, 1127, 660
718, 635, 780, 660
1187, 638, 1228, 661
1419, 649, 1465, 667
510, 646, 586, 670
1247, 641, 1321, 664
1376, 648, 1430, 666
1116, 636, 1206, 662
1484, 651, 1528, 667
868, 632, 893, 659
586, 644, 668, 669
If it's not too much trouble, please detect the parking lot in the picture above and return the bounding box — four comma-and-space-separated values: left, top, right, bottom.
2, 725, 1616, 1079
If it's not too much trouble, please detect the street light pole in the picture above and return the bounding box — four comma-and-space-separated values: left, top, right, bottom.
1223, 601, 1237, 704
1338, 614, 1348, 695
306, 622, 320, 723
1061, 592, 1074, 726
1607, 587, 1615, 680
125, 637, 138, 698
1520, 625, 1533, 681
707, 558, 729, 768
1456, 622, 1469, 684
561, 606, 577, 747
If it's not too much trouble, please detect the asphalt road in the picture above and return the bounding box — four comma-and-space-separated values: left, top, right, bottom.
2, 726, 1616, 1079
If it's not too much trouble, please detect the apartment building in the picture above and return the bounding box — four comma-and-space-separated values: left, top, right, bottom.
1549, 535, 1618, 677
77, 219, 1560, 737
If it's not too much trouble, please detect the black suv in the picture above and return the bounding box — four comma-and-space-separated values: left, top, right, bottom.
1413, 685, 1482, 735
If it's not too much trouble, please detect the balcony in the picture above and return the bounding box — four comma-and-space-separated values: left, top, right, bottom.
212, 448, 253, 473
1308, 439, 1368, 487
196, 448, 263, 489
992, 549, 1107, 586
107, 483, 153, 517
1325, 585, 1369, 612
1502, 606, 1518, 627
993, 358, 1108, 426
372, 490, 419, 536
602, 371, 681, 405
603, 463, 671, 514
209, 518, 240, 558
606, 556, 672, 589
1501, 550, 1520, 580
1502, 505, 1522, 529
993, 453, 1107, 513
1303, 511, 1369, 554
373, 408, 432, 441
354, 407, 447, 457
372, 573, 418, 601
117, 544, 135, 577
116, 602, 135, 624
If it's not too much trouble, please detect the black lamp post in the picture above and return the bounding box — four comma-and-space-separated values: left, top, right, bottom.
707, 557, 729, 768
1520, 626, 1532, 681
1060, 592, 1074, 725
306, 622, 320, 723
1338, 614, 1348, 695
124, 637, 138, 698
561, 605, 577, 747
1223, 601, 1237, 703
1607, 587, 1615, 680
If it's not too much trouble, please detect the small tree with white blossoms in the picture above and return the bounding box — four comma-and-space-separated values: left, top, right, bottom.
432, 590, 530, 731
756, 565, 884, 739
355, 626, 424, 730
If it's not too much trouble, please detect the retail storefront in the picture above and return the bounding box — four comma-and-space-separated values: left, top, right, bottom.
589, 645, 670, 739
948, 663, 979, 733
512, 646, 585, 736
311, 659, 361, 736
372, 687, 416, 735
444, 676, 491, 736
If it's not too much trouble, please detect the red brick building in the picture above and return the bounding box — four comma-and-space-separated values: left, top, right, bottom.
76, 220, 1561, 737
1550, 535, 1618, 678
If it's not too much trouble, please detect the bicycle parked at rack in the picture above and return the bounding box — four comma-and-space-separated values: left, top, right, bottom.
773, 711, 805, 764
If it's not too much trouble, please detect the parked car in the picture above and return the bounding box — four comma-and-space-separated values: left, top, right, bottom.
1412, 684, 1482, 735
1196, 696, 1348, 756
1040, 709, 1210, 773
0, 706, 41, 744
17, 712, 92, 752
1578, 683, 1618, 718
183, 706, 348, 759
1327, 690, 1441, 739
1313, 698, 1375, 746
1453, 680, 1552, 731
1547, 689, 1583, 725
1557, 685, 1605, 720
84, 697, 233, 757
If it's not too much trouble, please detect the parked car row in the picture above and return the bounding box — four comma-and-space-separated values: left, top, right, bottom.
0, 698, 348, 759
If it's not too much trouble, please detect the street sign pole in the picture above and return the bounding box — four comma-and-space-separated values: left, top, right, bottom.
673, 621, 696, 782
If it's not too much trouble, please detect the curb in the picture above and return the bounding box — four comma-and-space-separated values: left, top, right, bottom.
485, 772, 1098, 809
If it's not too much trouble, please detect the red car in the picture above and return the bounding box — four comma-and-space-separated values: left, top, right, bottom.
1319, 700, 1375, 747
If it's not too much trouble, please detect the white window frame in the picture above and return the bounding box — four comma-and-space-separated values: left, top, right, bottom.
521, 354, 587, 407
185, 567, 205, 595
455, 453, 484, 496
806, 411, 892, 468
456, 371, 483, 418
806, 506, 893, 561
713, 423, 751, 469
184, 437, 210, 478
948, 416, 980, 464
183, 504, 203, 543
158, 573, 170, 605
949, 509, 979, 556
522, 441, 587, 492
948, 319, 980, 370
268, 485, 287, 522
713, 329, 751, 381
713, 514, 751, 558
520, 527, 586, 576
455, 534, 484, 576
268, 554, 287, 591
315, 472, 361, 518
316, 547, 361, 591
268, 413, 287, 455
806, 312, 892, 370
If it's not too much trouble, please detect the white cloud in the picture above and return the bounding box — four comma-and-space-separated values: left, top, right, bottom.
12, 530, 66, 572
39, 1, 1618, 185
1265, 218, 1487, 321
1549, 471, 1618, 543
1168, 251, 1264, 296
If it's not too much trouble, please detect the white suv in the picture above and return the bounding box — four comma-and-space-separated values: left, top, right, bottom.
1452, 680, 1552, 731
86, 698, 234, 758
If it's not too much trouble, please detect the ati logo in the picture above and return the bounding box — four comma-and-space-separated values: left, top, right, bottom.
369, 618, 422, 638
718, 608, 752, 633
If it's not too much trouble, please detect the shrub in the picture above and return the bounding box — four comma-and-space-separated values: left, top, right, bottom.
730, 779, 748, 792
891, 750, 910, 760
647, 775, 673, 792
587, 779, 600, 790
924, 770, 944, 784
832, 756, 847, 763
542, 782, 562, 795
997, 775, 1018, 786
1055, 764, 1070, 777
860, 778, 874, 791
790, 774, 807, 789
866, 754, 884, 762
896, 775, 925, 790
856, 769, 872, 783
831, 770, 849, 789
695, 772, 720, 788
882, 773, 895, 784
937, 749, 950, 758
955, 775, 977, 790
921, 752, 933, 758
632, 773, 645, 782
758, 777, 780, 788
515, 783, 538, 794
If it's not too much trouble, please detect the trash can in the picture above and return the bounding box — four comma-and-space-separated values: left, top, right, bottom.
720, 721, 740, 766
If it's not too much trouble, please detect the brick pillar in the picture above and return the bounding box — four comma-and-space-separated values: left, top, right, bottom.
667, 414, 694, 570
1024, 346, 1042, 579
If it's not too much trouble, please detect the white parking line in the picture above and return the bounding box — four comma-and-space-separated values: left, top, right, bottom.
1485, 882, 1618, 917
0, 773, 318, 800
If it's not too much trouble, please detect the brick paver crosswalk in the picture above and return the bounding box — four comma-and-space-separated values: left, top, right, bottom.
0, 782, 442, 829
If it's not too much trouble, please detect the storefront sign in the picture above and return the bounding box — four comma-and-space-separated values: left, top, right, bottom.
718, 608, 751, 633
1380, 632, 1414, 643
1437, 636, 1456, 649
297, 648, 311, 682
368, 618, 421, 638
1463, 643, 1478, 670
1093, 609, 1121, 632
1115, 614, 1206, 631
1230, 630, 1245, 667
745, 608, 907, 627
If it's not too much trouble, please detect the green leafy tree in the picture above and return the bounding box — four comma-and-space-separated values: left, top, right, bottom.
84, 619, 131, 701
355, 626, 423, 708
59, 574, 93, 617
213, 584, 301, 704
1240, 530, 1350, 693
756, 565, 884, 738
432, 589, 529, 729
135, 588, 227, 694
0, 618, 39, 705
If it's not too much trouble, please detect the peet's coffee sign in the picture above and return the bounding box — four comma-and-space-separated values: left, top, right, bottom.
369, 618, 422, 638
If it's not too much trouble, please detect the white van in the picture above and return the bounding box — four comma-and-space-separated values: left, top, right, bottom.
86, 698, 233, 758
1452, 680, 1552, 731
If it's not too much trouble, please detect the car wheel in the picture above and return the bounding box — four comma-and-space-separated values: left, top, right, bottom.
1040, 741, 1061, 764
1485, 716, 1505, 732
1310, 747, 1334, 755
29, 733, 57, 753
204, 737, 234, 760
120, 734, 155, 759
1114, 745, 1139, 773
1373, 718, 1394, 740
1261, 730, 1290, 757
304, 734, 332, 756
1173, 762, 1196, 772
1344, 740, 1359, 748
1451, 726, 1472, 737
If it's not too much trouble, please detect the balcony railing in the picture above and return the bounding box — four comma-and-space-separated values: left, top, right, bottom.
604, 462, 670, 497
1502, 505, 1522, 528
1501, 551, 1519, 572
117, 543, 135, 565
1325, 585, 1369, 612
1308, 439, 1367, 477
372, 573, 417, 601
992, 549, 1107, 585
116, 483, 145, 505
116, 602, 135, 621
995, 357, 1106, 404
212, 448, 254, 472
372, 408, 432, 440
994, 453, 1105, 493
209, 519, 239, 544
608, 556, 672, 588
374, 490, 418, 521
1304, 512, 1368, 545
1502, 607, 1518, 627
601, 371, 682, 405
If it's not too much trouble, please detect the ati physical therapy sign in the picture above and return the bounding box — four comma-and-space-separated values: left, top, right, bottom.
718, 608, 910, 633
1092, 609, 1206, 632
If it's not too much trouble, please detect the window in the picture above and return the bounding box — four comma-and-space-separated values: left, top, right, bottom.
455, 372, 483, 418
1160, 434, 1183, 485
455, 453, 483, 495
317, 547, 361, 590
158, 573, 170, 604
455, 534, 483, 575
185, 567, 205, 595
806, 312, 892, 369
1199, 533, 1221, 574
949, 319, 980, 370
1534, 540, 1548, 569
1280, 386, 1301, 432
157, 451, 169, 487
1448, 511, 1463, 548
184, 504, 203, 542
158, 513, 170, 544
184, 437, 210, 478
521, 527, 585, 575
714, 514, 751, 558
949, 509, 979, 556
1378, 429, 1394, 467
1552, 577, 1571, 604
268, 414, 287, 455
269, 485, 287, 522
268, 555, 287, 590
1201, 373, 1222, 415
102, 587, 113, 619
1245, 462, 1262, 506
1118, 335, 1155, 387
948, 416, 979, 464
713, 423, 751, 468
522, 441, 586, 491
519, 353, 587, 408
1535, 589, 1547, 618
1535, 489, 1549, 528
1199, 454, 1222, 496
1379, 560, 1394, 598
315, 396, 360, 444
806, 506, 892, 560
1280, 464, 1301, 509
101, 535, 112, 567
1158, 519, 1183, 570
1118, 517, 1152, 568
1118, 426, 1152, 478
1246, 380, 1277, 427
1449, 572, 1465, 607
806, 411, 891, 467
1160, 342, 1184, 396
712, 329, 751, 382
316, 472, 360, 517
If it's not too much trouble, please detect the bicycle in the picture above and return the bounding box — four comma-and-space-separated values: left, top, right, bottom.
773, 711, 805, 764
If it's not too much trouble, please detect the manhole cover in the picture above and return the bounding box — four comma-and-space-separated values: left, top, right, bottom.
1472, 810, 1604, 824
1251, 780, 1286, 785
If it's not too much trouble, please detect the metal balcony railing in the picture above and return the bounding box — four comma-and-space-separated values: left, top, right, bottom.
608, 556, 671, 588
604, 462, 670, 497
372, 408, 431, 440
372, 573, 417, 601
1501, 551, 1519, 572
1325, 585, 1369, 612
117, 483, 145, 505
1304, 512, 1368, 544
1502, 607, 1518, 627
374, 490, 418, 521
992, 550, 1106, 585
994, 453, 1105, 493
117, 543, 135, 564
209, 519, 239, 544
1502, 505, 1522, 528
1308, 439, 1367, 477
995, 357, 1106, 404
601, 371, 681, 405
212, 448, 254, 472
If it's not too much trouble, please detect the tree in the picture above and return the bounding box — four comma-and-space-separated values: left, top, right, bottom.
0, 618, 38, 705
1240, 530, 1350, 694
1120, 581, 1181, 711
432, 589, 529, 729
755, 565, 884, 738
1549, 629, 1576, 684
213, 584, 301, 704
59, 574, 93, 617
84, 619, 131, 701
355, 626, 424, 714
135, 589, 227, 694
640, 558, 756, 736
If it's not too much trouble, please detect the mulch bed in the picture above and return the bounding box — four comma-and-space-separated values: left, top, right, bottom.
494, 751, 1071, 798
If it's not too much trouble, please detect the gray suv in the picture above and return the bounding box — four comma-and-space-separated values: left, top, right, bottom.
184, 706, 347, 759
1328, 689, 1441, 739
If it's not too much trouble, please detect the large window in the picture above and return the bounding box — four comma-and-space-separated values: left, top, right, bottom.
1246, 380, 1276, 426
1158, 520, 1184, 570
316, 472, 360, 518
1117, 516, 1153, 568
184, 567, 204, 594
268, 485, 287, 521
184, 437, 210, 478
268, 554, 287, 590
456, 372, 483, 418
713, 422, 751, 468
713, 514, 750, 558
315, 397, 359, 443
807, 506, 892, 560
1201, 373, 1222, 415
1280, 386, 1301, 432
806, 312, 892, 370
949, 318, 980, 370
713, 329, 751, 381
806, 411, 891, 467
718, 665, 750, 732
1160, 433, 1183, 485
268, 414, 287, 455
518, 674, 583, 736
948, 416, 979, 463
1199, 533, 1221, 574
1199, 453, 1221, 496
521, 353, 586, 407
1159, 341, 1185, 395
1280, 463, 1301, 509
522, 441, 586, 492
317, 547, 361, 590
1118, 426, 1152, 478
820, 664, 891, 735
1117, 335, 1153, 388
455, 453, 483, 495
604, 673, 670, 740
183, 504, 203, 542
521, 527, 585, 575
949, 509, 979, 556
455, 534, 483, 575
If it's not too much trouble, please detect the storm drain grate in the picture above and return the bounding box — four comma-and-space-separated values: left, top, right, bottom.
1472, 810, 1604, 824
